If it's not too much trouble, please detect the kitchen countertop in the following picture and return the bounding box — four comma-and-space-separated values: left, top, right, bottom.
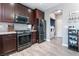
0, 32, 16, 35
31, 30, 37, 32
0, 30, 37, 35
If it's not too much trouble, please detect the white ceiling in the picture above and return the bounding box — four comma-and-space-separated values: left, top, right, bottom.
22, 3, 60, 12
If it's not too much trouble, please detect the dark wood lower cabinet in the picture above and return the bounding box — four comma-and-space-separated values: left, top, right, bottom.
32, 32, 37, 44
0, 36, 2, 54
0, 33, 16, 55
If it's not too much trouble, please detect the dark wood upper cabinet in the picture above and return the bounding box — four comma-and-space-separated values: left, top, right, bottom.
14, 3, 28, 16
1, 3, 14, 23
14, 3, 33, 23
28, 9, 34, 24
0, 4, 2, 22
32, 9, 44, 25
34, 9, 44, 20
0, 3, 33, 23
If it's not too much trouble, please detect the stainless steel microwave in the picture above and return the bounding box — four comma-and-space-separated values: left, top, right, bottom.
14, 15, 29, 24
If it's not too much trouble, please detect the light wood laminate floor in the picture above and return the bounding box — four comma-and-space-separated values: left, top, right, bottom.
9, 38, 79, 56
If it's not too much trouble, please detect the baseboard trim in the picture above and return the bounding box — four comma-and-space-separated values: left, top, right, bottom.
62, 43, 68, 47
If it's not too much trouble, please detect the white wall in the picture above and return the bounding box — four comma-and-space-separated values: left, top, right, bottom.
45, 3, 79, 46
55, 15, 62, 37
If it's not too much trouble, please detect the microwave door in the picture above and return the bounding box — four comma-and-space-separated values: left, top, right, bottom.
15, 16, 29, 24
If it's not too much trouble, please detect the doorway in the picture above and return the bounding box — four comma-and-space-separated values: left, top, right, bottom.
50, 13, 56, 39
49, 10, 63, 39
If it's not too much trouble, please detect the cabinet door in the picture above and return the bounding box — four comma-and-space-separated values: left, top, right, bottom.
30, 11, 34, 25
2, 3, 14, 23
0, 36, 2, 54
35, 9, 44, 19
14, 4, 28, 16
32, 32, 37, 44
39, 11, 44, 19
0, 4, 3, 22
24, 6, 29, 17
2, 34, 16, 54
14, 3, 34, 23
0, 4, 1, 22
35, 10, 39, 19
28, 9, 33, 24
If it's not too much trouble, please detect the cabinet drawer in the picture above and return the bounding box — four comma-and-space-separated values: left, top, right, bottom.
32, 32, 37, 44
2, 34, 16, 39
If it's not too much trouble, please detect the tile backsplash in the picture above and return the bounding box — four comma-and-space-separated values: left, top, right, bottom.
14, 23, 29, 30
0, 22, 14, 32
0, 22, 31, 32
0, 22, 8, 32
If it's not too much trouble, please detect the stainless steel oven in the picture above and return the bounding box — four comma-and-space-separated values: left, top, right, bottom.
16, 30, 32, 51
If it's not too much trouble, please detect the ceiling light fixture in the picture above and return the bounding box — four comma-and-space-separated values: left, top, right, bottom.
28, 9, 32, 13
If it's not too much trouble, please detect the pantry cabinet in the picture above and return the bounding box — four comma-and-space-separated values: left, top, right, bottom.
68, 28, 79, 51
31, 9, 44, 44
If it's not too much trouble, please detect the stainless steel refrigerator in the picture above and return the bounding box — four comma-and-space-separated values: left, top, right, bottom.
37, 19, 46, 43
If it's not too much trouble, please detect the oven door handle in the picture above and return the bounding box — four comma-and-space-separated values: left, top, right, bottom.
18, 34, 31, 36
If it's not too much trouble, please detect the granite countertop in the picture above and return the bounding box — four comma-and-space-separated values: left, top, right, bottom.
0, 31, 16, 35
